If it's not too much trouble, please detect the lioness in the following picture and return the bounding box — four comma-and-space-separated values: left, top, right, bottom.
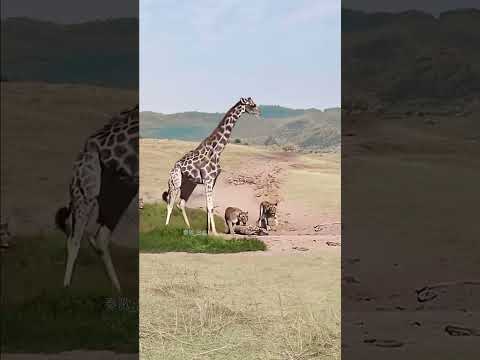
257, 200, 278, 231
224, 207, 249, 234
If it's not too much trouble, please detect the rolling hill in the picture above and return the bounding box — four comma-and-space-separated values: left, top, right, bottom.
342, 8, 480, 112
140, 106, 340, 152
1, 17, 138, 88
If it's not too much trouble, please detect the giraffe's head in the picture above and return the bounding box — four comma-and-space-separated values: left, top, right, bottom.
240, 97, 261, 117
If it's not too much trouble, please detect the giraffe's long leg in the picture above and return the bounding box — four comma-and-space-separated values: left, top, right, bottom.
178, 199, 191, 228
64, 234, 80, 287
64, 149, 102, 289
210, 211, 217, 234
205, 190, 211, 232
166, 167, 182, 226
165, 188, 179, 226
87, 202, 101, 250
176, 178, 196, 228
204, 181, 217, 235
64, 200, 95, 288
95, 225, 121, 293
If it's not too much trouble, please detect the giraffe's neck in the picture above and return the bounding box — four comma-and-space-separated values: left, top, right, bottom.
202, 102, 245, 156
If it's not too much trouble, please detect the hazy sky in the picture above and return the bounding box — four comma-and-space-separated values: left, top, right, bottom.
140, 0, 340, 113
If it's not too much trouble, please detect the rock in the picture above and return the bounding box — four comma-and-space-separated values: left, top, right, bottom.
292, 246, 309, 251
416, 287, 438, 303
342, 275, 360, 284
445, 325, 480, 336
363, 339, 404, 348
326, 241, 341, 247
346, 258, 360, 264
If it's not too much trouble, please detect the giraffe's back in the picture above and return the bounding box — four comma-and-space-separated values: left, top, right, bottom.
87, 105, 139, 180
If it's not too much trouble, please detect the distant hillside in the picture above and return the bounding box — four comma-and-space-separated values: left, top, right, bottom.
140, 106, 340, 152
342, 8, 480, 111
1, 17, 138, 88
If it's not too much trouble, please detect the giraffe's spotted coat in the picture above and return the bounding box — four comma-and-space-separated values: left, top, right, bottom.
57, 104, 139, 292
164, 97, 260, 233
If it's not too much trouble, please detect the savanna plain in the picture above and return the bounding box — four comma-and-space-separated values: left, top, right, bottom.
139, 138, 341, 359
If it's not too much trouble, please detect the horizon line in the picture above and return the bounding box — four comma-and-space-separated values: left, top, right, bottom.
140, 104, 342, 115
4, 7, 479, 25
0, 16, 138, 25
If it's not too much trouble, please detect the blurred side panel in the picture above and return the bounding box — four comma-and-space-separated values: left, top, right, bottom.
342, 1, 480, 359
1, 1, 139, 358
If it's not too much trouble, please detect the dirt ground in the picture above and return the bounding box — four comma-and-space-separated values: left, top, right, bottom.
341, 111, 480, 358
140, 139, 341, 254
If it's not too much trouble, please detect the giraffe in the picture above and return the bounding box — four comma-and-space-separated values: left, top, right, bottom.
163, 97, 260, 235
55, 104, 139, 293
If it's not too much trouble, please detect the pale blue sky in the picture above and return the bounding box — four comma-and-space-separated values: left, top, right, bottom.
140, 0, 340, 113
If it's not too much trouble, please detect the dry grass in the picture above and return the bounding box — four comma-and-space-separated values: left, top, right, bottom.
140, 139, 266, 194
0, 81, 138, 244
140, 137, 341, 359
140, 253, 340, 359
284, 153, 340, 218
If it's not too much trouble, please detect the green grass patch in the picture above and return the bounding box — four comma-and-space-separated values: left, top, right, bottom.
140, 201, 226, 233
2, 293, 138, 353
140, 227, 266, 253
1, 234, 138, 353
140, 202, 267, 253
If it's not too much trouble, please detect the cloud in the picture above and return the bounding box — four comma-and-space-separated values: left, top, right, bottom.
140, 0, 341, 112
187, 0, 269, 43
282, 0, 339, 26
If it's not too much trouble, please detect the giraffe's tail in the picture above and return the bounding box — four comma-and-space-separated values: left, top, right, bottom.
55, 205, 71, 236
162, 191, 169, 203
